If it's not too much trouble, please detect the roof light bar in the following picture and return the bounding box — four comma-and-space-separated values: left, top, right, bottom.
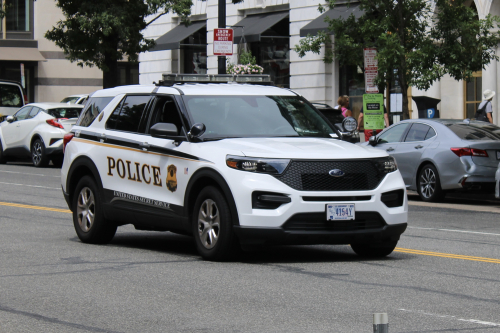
159, 74, 272, 86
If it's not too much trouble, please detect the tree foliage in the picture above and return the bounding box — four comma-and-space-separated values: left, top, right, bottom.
294, 0, 500, 119
45, 0, 241, 88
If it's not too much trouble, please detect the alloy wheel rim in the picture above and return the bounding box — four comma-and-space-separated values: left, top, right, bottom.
32, 142, 42, 165
77, 187, 95, 232
197, 199, 220, 249
419, 168, 436, 199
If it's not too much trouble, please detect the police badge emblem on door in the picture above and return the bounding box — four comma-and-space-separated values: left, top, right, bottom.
167, 164, 177, 192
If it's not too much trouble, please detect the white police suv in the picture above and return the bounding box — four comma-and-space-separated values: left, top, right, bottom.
61, 74, 408, 261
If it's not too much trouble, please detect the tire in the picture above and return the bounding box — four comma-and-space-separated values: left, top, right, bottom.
0, 140, 6, 164
192, 186, 240, 261
351, 240, 398, 258
417, 164, 444, 202
51, 156, 64, 168
72, 175, 116, 244
31, 138, 49, 167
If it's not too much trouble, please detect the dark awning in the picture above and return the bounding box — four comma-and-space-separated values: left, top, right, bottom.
300, 3, 362, 37
233, 11, 289, 44
150, 21, 206, 51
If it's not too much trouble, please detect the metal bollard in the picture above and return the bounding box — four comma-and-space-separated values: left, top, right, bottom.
373, 313, 388, 333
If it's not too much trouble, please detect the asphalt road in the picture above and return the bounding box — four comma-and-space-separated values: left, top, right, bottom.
1, 162, 500, 333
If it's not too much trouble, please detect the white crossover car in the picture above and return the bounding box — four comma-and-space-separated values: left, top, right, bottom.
60, 94, 89, 105
61, 74, 408, 261
0, 103, 83, 167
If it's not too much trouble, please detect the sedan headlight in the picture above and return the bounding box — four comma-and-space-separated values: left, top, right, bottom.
374, 156, 398, 174
226, 155, 290, 174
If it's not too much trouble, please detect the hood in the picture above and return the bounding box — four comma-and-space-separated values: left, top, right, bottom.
204, 137, 388, 159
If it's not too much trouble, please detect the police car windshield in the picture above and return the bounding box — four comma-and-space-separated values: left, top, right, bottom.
183, 95, 336, 139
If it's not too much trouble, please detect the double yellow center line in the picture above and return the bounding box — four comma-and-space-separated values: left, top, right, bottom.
0, 201, 71, 214
1, 200, 499, 264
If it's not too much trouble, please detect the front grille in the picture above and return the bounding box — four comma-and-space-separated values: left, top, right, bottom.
274, 160, 385, 191
283, 212, 385, 232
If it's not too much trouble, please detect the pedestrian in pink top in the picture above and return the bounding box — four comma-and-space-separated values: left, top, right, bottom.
337, 95, 352, 118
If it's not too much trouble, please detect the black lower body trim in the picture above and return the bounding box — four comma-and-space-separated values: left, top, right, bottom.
233, 223, 407, 246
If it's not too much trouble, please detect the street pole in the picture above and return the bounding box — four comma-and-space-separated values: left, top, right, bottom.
218, 0, 226, 74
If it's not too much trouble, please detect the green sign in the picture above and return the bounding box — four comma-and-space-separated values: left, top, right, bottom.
363, 94, 384, 130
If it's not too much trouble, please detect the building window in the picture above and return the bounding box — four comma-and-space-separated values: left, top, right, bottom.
117, 63, 139, 86
4, 0, 30, 32
249, 17, 289, 88
339, 65, 365, 120
182, 27, 207, 74
464, 71, 482, 119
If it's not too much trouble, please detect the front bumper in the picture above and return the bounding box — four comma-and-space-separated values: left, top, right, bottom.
234, 222, 407, 246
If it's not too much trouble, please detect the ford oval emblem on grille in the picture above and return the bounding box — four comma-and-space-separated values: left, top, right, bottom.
329, 169, 345, 177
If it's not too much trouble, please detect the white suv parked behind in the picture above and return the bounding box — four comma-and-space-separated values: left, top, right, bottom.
61, 75, 408, 261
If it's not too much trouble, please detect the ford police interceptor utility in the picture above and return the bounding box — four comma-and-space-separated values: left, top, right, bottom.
61, 74, 408, 261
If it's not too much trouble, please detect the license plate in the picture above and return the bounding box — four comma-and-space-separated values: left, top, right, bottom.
326, 204, 355, 221
497, 151, 500, 160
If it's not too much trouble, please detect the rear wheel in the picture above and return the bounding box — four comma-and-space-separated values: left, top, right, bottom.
192, 186, 240, 261
72, 175, 116, 244
417, 164, 444, 202
31, 138, 49, 167
351, 240, 398, 258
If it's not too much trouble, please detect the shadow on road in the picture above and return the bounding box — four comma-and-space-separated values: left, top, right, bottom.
102, 231, 406, 264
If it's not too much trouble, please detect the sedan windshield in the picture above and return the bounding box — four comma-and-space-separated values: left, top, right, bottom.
182, 95, 337, 139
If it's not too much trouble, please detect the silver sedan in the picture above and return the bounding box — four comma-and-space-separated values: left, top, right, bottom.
360, 119, 500, 202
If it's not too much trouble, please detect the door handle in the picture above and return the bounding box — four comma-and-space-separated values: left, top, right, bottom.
99, 133, 106, 143
139, 142, 150, 151
386, 147, 394, 152
414, 145, 423, 149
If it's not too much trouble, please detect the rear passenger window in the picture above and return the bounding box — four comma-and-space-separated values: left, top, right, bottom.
405, 123, 430, 142
106, 95, 151, 133
76, 97, 113, 127
28, 107, 39, 118
425, 127, 436, 140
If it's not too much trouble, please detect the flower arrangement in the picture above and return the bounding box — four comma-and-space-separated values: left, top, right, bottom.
226, 50, 264, 75
227, 63, 264, 75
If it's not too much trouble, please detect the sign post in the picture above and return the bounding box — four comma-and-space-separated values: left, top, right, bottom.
363, 48, 378, 94
214, 28, 234, 57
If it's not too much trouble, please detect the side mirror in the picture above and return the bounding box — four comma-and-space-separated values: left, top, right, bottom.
188, 123, 206, 139
6, 116, 15, 123
368, 135, 378, 147
150, 123, 179, 139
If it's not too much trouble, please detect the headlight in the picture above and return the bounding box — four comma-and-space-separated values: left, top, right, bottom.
374, 156, 398, 174
226, 155, 290, 174
342, 117, 357, 132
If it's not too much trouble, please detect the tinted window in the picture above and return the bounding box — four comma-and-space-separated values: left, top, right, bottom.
46, 108, 82, 118
183, 95, 336, 138
405, 123, 430, 142
148, 96, 183, 135
76, 97, 113, 127
14, 107, 31, 120
28, 107, 39, 119
425, 127, 436, 140
377, 123, 410, 144
0, 84, 23, 107
106, 95, 151, 133
446, 122, 500, 141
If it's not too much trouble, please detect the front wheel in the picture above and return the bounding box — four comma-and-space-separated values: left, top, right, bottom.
72, 175, 116, 244
192, 186, 240, 261
351, 241, 398, 258
31, 139, 49, 167
417, 164, 444, 202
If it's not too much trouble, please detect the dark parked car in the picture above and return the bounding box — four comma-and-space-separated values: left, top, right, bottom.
312, 103, 360, 143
